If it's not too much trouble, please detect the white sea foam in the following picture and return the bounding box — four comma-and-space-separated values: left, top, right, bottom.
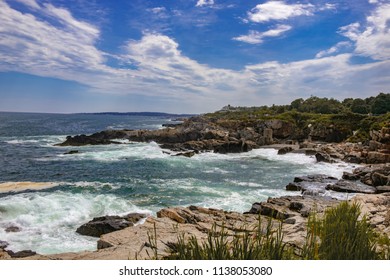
203, 167, 229, 174
0, 191, 151, 254
195, 148, 358, 179
227, 180, 264, 188
5, 139, 40, 144
4, 135, 67, 147
42, 141, 170, 162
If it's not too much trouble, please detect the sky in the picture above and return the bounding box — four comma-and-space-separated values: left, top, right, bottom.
0, 0, 389, 114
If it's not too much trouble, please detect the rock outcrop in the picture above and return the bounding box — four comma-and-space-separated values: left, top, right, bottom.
76, 213, 147, 237
350, 164, 390, 189
285, 174, 378, 195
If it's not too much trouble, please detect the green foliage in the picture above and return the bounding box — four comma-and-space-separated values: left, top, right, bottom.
305, 201, 379, 260
371, 93, 390, 115
166, 217, 294, 260
351, 98, 370, 114
207, 93, 389, 121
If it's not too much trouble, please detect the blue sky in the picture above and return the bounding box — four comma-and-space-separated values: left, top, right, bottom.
0, 0, 389, 113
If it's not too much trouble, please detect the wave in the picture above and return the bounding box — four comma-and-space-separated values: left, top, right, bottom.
3, 135, 67, 147
0, 190, 151, 254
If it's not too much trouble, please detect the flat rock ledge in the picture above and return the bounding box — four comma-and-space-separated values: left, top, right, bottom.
0, 182, 59, 194
285, 174, 384, 195
19, 193, 390, 260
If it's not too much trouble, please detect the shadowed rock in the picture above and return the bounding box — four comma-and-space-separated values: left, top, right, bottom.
7, 250, 36, 258
76, 213, 147, 237
0, 241, 9, 249
5, 226, 21, 233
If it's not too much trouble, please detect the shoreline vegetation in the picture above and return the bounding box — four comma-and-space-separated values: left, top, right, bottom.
1, 93, 389, 260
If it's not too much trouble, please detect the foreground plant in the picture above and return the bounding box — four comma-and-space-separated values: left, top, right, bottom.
303, 201, 390, 260
161, 201, 390, 260
166, 217, 294, 260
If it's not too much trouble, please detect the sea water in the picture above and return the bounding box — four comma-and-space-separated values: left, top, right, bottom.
0, 112, 359, 254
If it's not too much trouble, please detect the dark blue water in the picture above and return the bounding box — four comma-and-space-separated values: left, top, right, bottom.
0, 112, 354, 254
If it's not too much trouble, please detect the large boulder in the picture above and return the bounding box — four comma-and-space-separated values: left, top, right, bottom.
352, 164, 390, 187
76, 213, 147, 237
315, 152, 336, 163
6, 250, 36, 258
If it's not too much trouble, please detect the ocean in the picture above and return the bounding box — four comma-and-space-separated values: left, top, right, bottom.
0, 112, 357, 255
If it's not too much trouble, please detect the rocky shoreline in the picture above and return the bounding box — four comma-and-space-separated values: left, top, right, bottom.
57, 114, 389, 162
1, 191, 389, 260
1, 115, 389, 260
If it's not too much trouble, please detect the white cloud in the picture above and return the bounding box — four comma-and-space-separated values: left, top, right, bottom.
246, 1, 337, 23
318, 3, 337, 11
0, 1, 389, 113
43, 4, 99, 42
339, 4, 390, 60
233, 25, 291, 44
339, 23, 361, 41
247, 1, 315, 23
196, 0, 214, 8
0, 0, 105, 82
12, 0, 40, 9
315, 41, 352, 58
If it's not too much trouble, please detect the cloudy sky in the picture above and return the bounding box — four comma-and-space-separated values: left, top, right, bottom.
0, 0, 389, 113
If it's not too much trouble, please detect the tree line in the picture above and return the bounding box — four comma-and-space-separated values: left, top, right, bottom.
287, 93, 390, 115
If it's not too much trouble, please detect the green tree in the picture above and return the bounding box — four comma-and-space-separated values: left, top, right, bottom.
351, 98, 369, 114
371, 93, 390, 114
290, 98, 304, 111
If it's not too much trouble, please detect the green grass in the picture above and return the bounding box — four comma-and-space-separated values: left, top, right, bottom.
302, 201, 386, 260
165, 217, 294, 260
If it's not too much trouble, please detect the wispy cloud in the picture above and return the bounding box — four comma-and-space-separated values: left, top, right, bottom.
233, 25, 292, 44
339, 3, 390, 60
148, 7, 167, 14
315, 41, 352, 58
13, 0, 40, 9
0, 0, 104, 81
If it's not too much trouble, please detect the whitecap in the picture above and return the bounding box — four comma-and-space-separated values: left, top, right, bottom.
0, 191, 151, 254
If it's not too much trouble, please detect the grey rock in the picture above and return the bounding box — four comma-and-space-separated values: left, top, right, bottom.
325, 180, 376, 194
315, 152, 336, 163
7, 250, 36, 258
5, 226, 21, 233
76, 213, 147, 237
342, 172, 360, 181
277, 147, 293, 155
376, 186, 390, 193
0, 241, 9, 249
64, 150, 79, 155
